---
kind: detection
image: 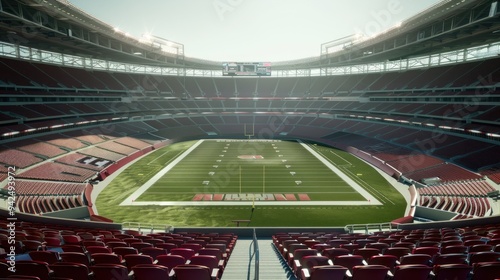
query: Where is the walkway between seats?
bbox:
[222,238,297,280]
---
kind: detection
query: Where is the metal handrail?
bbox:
[344,222,394,234]
[248,228,259,280]
[121,221,174,234]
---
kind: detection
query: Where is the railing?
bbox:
[248,228,260,280]
[0,41,498,77]
[344,222,394,234]
[121,221,174,234]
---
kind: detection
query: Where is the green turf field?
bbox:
[134,140,365,202]
[95,139,407,227]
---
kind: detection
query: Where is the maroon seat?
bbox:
[123,254,153,271]
[353,248,381,261]
[322,248,350,260]
[62,235,82,245]
[169,248,196,261]
[105,241,128,249]
[59,252,92,267]
[471,261,500,280]
[339,243,360,254]
[85,245,112,254]
[412,246,439,257]
[198,248,227,262]
[91,252,122,265]
[468,244,493,253]
[328,239,350,248]
[440,245,468,254]
[82,241,105,247]
[112,246,138,257]
[351,264,389,280]
[156,243,178,252]
[140,247,168,260]
[22,240,45,252]
[332,254,364,272]
[174,264,218,280]
[368,255,398,273]
[290,249,318,268]
[43,237,62,247]
[432,263,472,280]
[129,242,152,251]
[14,261,53,280]
[91,264,129,280]
[468,251,500,265]
[122,238,142,245]
[300,255,332,271]
[354,239,376,247]
[188,255,222,277]
[180,243,203,253]
[300,265,347,280]
[399,254,432,266]
[49,262,92,280]
[61,244,86,253]
[297,256,332,279]
[156,254,186,269]
[432,253,468,266]
[384,247,411,259]
[392,264,432,280]
[132,264,171,280]
[366,242,390,252]
[28,251,60,265]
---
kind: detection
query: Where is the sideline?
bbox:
[299,141,382,205]
[119,140,204,205]
[118,139,383,207]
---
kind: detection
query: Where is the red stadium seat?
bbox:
[91,264,129,280]
[174,264,218,280]
[391,264,432,280]
[131,264,171,280]
[432,264,472,280]
[351,264,389,280]
[300,265,347,280]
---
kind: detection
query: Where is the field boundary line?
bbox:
[299,141,381,204]
[311,145,394,205]
[119,140,204,206]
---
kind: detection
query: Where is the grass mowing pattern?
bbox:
[96,140,407,227]
[136,140,364,202]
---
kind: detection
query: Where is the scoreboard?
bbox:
[222,62,271,76]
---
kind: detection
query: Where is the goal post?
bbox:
[244,123,254,139]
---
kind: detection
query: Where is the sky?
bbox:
[68,0,442,62]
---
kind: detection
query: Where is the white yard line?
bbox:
[119,139,383,207]
[119,140,204,206]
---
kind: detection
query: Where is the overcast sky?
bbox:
[68,0,442,62]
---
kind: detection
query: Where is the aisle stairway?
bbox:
[222,238,297,280]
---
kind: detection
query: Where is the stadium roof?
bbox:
[0,0,498,70]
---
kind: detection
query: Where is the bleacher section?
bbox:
[272,225,500,280]
[417,179,495,219]
[8,181,91,214]
[0,133,162,215]
[0,214,237,279]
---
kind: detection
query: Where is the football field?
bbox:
[120,139,379,206]
[96,139,407,227]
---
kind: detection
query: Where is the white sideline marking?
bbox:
[119,140,204,206]
[298,141,382,205]
[119,139,383,207]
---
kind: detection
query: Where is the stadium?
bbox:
[0,0,499,279]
